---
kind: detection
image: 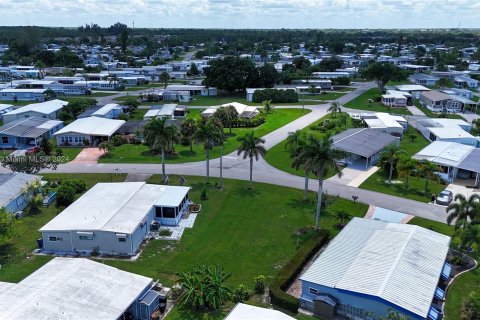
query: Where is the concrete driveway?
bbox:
[70,148,104,164]
[446,179,480,201]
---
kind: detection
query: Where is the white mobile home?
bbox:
[0,89,47,102]
[0,117,63,148]
[0,173,41,214]
[2,99,68,124]
[39,182,190,256]
[53,117,125,146]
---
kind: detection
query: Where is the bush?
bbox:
[200,186,208,200]
[62,179,87,194]
[56,184,76,207]
[462,292,480,320]
[232,284,250,303]
[331,76,351,86]
[254,275,266,294]
[159,228,172,237]
[269,230,329,313]
[252,88,298,103]
[111,135,124,147]
[231,114,266,128]
[450,255,467,266]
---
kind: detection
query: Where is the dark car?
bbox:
[436,190,453,206]
[25,146,40,155]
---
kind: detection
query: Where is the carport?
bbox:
[455,149,480,187]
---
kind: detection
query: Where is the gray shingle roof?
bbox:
[332,128,398,158]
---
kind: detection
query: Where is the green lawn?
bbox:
[344,88,412,115]
[128,108,148,120]
[99,109,309,164]
[57,147,83,162]
[186,95,324,107]
[413,101,465,120]
[0,173,127,283]
[359,126,445,202]
[265,113,356,179]
[301,92,346,101]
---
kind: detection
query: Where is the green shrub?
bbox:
[56,184,76,207]
[232,284,250,302]
[269,230,329,313]
[62,179,87,194]
[112,135,124,147]
[231,114,266,128]
[200,186,208,200]
[159,228,172,237]
[254,275,266,294]
[252,88,298,103]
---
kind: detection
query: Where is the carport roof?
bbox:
[332,128,398,158]
[457,149,480,173]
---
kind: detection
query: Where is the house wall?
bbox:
[3,194,29,213]
[300,281,424,320]
[0,92,45,102]
[0,135,17,148]
[435,136,479,148]
[56,133,91,146]
[3,110,60,124]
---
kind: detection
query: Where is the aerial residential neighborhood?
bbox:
[1,2,480,320]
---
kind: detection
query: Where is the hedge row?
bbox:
[269,229,330,313]
[231,114,266,128]
[252,88,298,103]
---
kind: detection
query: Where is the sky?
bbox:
[1,0,479,29]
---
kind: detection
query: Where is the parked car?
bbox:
[25,146,40,155]
[436,190,453,206]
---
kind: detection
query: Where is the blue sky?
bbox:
[1,0,479,29]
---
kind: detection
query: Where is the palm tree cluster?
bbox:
[176,264,232,311]
[447,194,480,252]
[291,134,346,230]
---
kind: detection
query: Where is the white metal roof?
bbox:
[4,99,68,116]
[53,117,125,137]
[413,141,474,167]
[0,257,152,320]
[225,303,295,320]
[92,103,122,116]
[300,218,450,318]
[0,104,13,112]
[383,90,409,99]
[427,126,475,139]
[166,84,205,91]
[374,112,404,128]
[144,104,177,118]
[39,183,190,234]
[395,84,430,92]
[0,88,46,93]
[0,173,41,208]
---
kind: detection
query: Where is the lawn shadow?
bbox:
[232,185,263,198]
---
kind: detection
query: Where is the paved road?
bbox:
[1,82,448,223]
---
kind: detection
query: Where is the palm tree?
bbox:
[160,72,170,89]
[290,134,312,201]
[195,118,224,183]
[180,118,197,153]
[295,135,346,230]
[397,156,418,189]
[285,130,306,156]
[419,161,439,194]
[328,102,342,118]
[237,131,267,189]
[447,194,480,230]
[334,210,352,227]
[143,117,178,179]
[263,100,274,114]
[437,77,453,90]
[108,74,120,90]
[381,144,406,183]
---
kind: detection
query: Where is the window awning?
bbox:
[76,231,94,236]
[115,233,127,238]
[428,307,440,320]
[441,262,452,280]
[435,287,445,300]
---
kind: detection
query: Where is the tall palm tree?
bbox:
[419,161,439,194]
[295,135,346,230]
[328,102,342,118]
[291,136,313,201]
[447,194,480,230]
[237,131,267,189]
[397,156,418,189]
[108,74,120,90]
[381,144,406,183]
[195,118,224,183]
[285,130,306,156]
[180,118,197,153]
[143,117,178,179]
[160,72,170,89]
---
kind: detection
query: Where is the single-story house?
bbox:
[0,117,63,148]
[450,88,474,99]
[143,104,187,120]
[202,102,259,119]
[331,128,399,167]
[165,85,217,96]
[118,76,146,86]
[2,99,68,124]
[381,90,410,107]
[43,76,85,84]
[53,117,125,146]
[39,182,190,255]
[0,173,41,214]
[413,117,479,147]
[408,73,439,86]
[292,79,333,89]
[413,141,480,183]
[454,76,479,88]
[419,91,462,113]
[395,84,430,99]
[362,112,407,137]
[90,103,124,119]
[300,218,451,320]
[75,80,117,90]
[225,303,295,320]
[400,64,434,73]
[164,90,191,103]
[0,88,47,102]
[0,257,161,320]
[0,104,14,116]
[311,72,350,79]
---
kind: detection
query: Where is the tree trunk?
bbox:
[189,142,193,153]
[315,169,325,231]
[206,148,210,183]
[388,160,394,183]
[161,148,166,179]
[424,178,429,194]
[304,171,309,201]
[249,156,253,188]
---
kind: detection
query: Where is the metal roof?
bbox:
[225,303,295,320]
[53,117,125,137]
[395,84,430,91]
[300,218,451,318]
[92,103,122,117]
[0,173,40,208]
[332,128,399,158]
[0,117,60,138]
[457,148,480,173]
[413,141,474,167]
[39,182,190,234]
[0,257,152,320]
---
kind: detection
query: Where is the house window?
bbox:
[162,207,175,218]
[309,288,319,295]
[155,207,162,218]
[79,235,93,240]
[1,137,8,144]
[49,236,60,242]
[118,237,126,242]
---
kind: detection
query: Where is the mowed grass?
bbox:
[0,173,127,283]
[99,108,309,164]
[57,147,83,163]
[344,88,412,115]
[185,95,324,106]
[265,113,355,180]
[104,175,368,319]
[360,126,446,202]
